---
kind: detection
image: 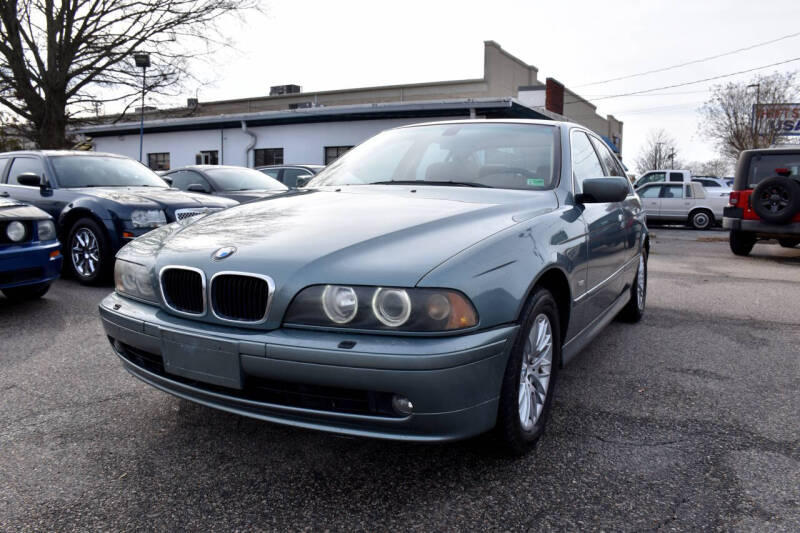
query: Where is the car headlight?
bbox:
[284,285,478,332]
[114,258,158,303]
[37,220,56,241]
[6,221,26,242]
[131,209,167,228]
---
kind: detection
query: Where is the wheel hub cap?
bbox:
[71,228,99,277]
[518,313,553,430]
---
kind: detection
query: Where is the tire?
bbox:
[618,249,647,323]
[751,177,800,225]
[2,282,51,301]
[729,230,756,256]
[67,218,111,285]
[689,210,714,230]
[495,287,561,456]
[778,238,800,248]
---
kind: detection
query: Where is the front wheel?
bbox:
[2,282,51,301]
[495,287,561,456]
[729,230,756,256]
[68,218,111,285]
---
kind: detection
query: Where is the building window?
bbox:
[196,150,219,165]
[147,152,170,171]
[324,146,353,165]
[254,148,283,167]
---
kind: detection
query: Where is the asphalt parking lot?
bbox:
[1,228,798,531]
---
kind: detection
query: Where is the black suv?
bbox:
[0,151,237,284]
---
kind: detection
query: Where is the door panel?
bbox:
[658,184,687,219]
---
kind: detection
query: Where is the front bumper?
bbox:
[99,293,517,442]
[0,240,62,289]
[722,216,800,236]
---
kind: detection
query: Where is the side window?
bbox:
[668,172,683,182]
[0,158,9,181]
[639,185,661,198]
[7,157,46,186]
[589,136,625,177]
[685,184,693,198]
[282,168,312,188]
[167,170,210,192]
[260,168,280,180]
[661,185,683,198]
[570,131,604,191]
[643,172,666,184]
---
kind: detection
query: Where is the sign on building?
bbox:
[753,103,800,136]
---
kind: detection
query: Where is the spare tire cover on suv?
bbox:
[751,176,800,225]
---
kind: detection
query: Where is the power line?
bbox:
[574,30,800,88]
[566,56,800,105]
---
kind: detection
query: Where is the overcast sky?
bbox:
[176,0,800,170]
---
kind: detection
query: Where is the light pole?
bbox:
[748,83,761,144]
[134,53,150,163]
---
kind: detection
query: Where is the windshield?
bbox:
[205,167,288,191]
[747,154,800,188]
[52,155,168,188]
[308,123,559,190]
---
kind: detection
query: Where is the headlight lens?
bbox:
[131,209,167,228]
[284,285,478,332]
[114,259,158,303]
[6,221,26,242]
[37,220,56,241]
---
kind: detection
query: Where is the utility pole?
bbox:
[748,83,761,146]
[668,149,676,168]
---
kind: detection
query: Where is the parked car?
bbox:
[634,169,692,189]
[723,147,800,255]
[0,197,62,300]
[691,176,731,198]
[638,181,726,229]
[256,164,324,188]
[0,151,237,284]
[99,119,648,455]
[162,165,288,203]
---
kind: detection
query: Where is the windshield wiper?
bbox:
[370,180,490,188]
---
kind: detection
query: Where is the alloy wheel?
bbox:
[518,313,554,430]
[71,227,100,278]
[759,186,790,214]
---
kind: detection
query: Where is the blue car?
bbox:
[0,197,62,300]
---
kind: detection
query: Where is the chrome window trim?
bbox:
[209,271,275,325]
[159,265,207,317]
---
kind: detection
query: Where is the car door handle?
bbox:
[0,191,8,197]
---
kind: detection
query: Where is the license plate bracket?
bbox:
[161,330,242,390]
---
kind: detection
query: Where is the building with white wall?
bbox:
[78,42,623,170]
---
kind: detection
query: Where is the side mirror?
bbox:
[576,177,629,204]
[187,183,209,193]
[17,172,43,187]
[295,174,312,188]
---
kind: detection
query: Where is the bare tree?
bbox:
[699,71,799,162]
[633,129,682,173]
[0,0,260,148]
[685,159,733,177]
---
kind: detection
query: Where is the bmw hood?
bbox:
[126,186,557,291]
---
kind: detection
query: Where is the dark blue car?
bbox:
[0,197,62,301]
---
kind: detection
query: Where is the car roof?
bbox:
[393,118,577,130]
[166,165,256,172]
[256,164,323,169]
[740,146,800,156]
[0,149,126,158]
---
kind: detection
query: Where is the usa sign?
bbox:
[753,103,800,136]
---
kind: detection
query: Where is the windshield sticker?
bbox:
[527,178,545,187]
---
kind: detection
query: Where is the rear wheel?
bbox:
[2,282,51,301]
[689,210,713,230]
[778,238,800,248]
[495,287,561,456]
[68,218,111,285]
[729,230,756,256]
[618,249,647,323]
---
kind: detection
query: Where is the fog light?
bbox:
[392,394,414,415]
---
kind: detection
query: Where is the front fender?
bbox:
[417,206,587,330]
[58,199,124,252]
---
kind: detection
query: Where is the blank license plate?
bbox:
[161,330,242,390]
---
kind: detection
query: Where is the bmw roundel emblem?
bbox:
[212,246,236,261]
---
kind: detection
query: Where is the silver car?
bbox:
[638,182,727,229]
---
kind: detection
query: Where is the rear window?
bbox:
[746,154,800,188]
